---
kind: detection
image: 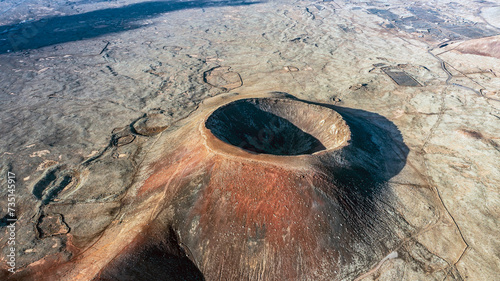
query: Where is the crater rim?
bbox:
[201,97,351,162]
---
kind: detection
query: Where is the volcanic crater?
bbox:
[95,95,409,281]
[204,98,351,156]
[11,94,411,281]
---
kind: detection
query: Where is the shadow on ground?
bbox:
[0,0,262,54]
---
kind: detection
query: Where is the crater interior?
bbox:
[205,98,350,156]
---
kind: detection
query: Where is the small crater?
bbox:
[113,134,135,147]
[32,167,59,200]
[203,66,242,91]
[43,174,74,204]
[132,113,171,136]
[32,167,77,204]
[37,214,70,238]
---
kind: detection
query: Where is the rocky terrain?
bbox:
[0,0,499,280]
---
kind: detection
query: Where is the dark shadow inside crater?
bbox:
[206,100,326,155]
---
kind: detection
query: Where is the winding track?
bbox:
[427,47,484,96]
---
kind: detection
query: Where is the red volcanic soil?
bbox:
[7,95,409,281]
[454,35,500,59]
[130,98,353,280]
[97,97,406,281]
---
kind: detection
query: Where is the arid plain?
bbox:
[0,0,499,280]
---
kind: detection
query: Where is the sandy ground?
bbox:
[0,0,499,280]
